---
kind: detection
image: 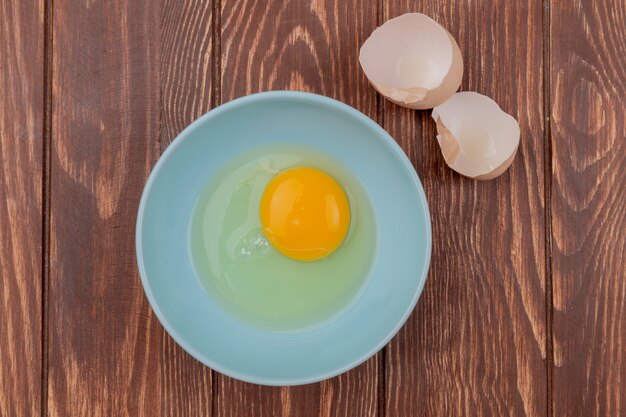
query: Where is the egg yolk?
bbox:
[260,167,351,262]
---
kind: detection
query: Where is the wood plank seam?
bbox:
[211,0,222,109]
[376,1,386,417]
[211,0,222,413]
[542,1,554,417]
[41,0,53,415]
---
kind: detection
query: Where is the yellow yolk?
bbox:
[260,167,351,262]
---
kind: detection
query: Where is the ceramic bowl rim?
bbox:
[135,90,432,385]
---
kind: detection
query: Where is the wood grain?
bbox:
[161,0,214,149]
[382,1,547,416]
[218,0,379,415]
[48,0,213,415]
[550,1,626,416]
[159,1,214,415]
[0,0,44,416]
[12,0,623,414]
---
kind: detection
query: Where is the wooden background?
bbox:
[1,0,624,415]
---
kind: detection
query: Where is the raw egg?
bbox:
[260,167,351,262]
[190,145,378,330]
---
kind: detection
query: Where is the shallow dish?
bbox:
[136,91,431,385]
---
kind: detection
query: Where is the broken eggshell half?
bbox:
[359,13,463,110]
[432,92,520,180]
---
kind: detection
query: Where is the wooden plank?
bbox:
[0,1,44,416]
[158,1,215,415]
[218,0,379,415]
[161,0,215,149]
[48,0,213,415]
[382,2,547,416]
[550,1,626,416]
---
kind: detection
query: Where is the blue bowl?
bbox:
[136,91,431,385]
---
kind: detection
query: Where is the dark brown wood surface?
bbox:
[48,0,212,415]
[550,1,626,416]
[1,0,625,416]
[0,0,44,416]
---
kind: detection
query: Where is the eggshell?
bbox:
[359,13,463,109]
[432,92,520,180]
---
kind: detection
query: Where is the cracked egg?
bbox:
[432,92,520,180]
[359,13,463,109]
